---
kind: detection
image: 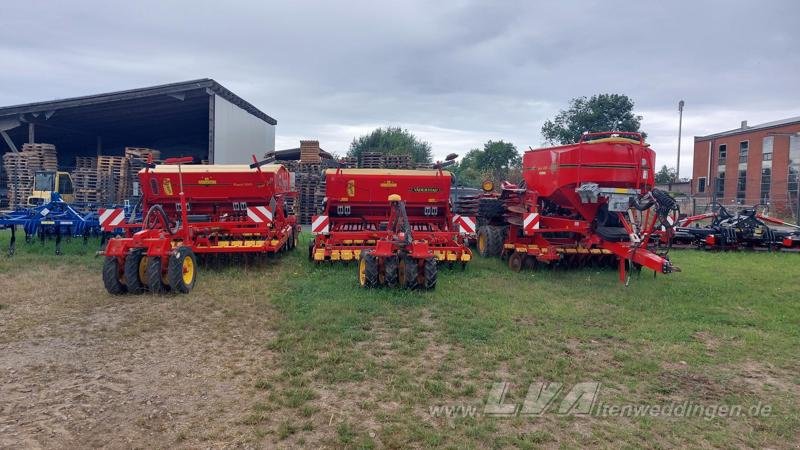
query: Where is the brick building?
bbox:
[692,116,800,218]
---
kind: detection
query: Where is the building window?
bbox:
[737,169,747,201]
[718,144,727,165]
[716,170,725,196]
[760,136,773,204]
[739,141,749,163]
[762,136,773,161]
[697,177,706,193]
[760,168,771,203]
[790,136,800,203]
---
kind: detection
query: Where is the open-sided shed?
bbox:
[0,78,277,167]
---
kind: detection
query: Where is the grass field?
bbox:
[1,231,799,448]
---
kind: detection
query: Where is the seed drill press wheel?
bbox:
[508,251,524,272]
[384,255,399,287]
[124,249,149,294]
[399,255,420,290]
[168,247,198,294]
[102,256,127,295]
[423,257,437,289]
[146,256,170,294]
[358,250,379,288]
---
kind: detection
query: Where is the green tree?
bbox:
[347,127,432,164]
[654,165,677,184]
[541,94,646,145]
[451,140,521,187]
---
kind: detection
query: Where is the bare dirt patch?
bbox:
[0,265,283,448]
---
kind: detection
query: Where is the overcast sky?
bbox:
[2,0,799,177]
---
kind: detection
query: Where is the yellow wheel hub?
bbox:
[182,256,194,285]
[139,256,148,282]
[358,257,367,286]
[478,233,486,253]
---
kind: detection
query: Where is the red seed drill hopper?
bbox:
[310,157,474,289]
[101,157,299,295]
[476,132,679,284]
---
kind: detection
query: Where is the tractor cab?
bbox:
[28,171,75,206]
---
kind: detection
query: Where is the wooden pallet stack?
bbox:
[75,156,97,170]
[296,163,322,224]
[96,156,129,203]
[359,152,384,169]
[21,143,58,170]
[384,154,412,169]
[2,143,58,207]
[314,178,326,216]
[338,157,358,168]
[72,168,114,205]
[2,153,30,208]
[300,140,321,163]
[0,160,6,208]
[123,147,161,198]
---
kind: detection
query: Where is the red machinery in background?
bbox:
[477,132,679,284]
[101,157,299,295]
[310,159,474,289]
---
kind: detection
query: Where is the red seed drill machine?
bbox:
[310,155,475,289]
[476,132,680,284]
[101,156,299,295]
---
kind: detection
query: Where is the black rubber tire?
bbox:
[384,255,399,288]
[124,249,147,294]
[359,250,380,288]
[308,240,315,261]
[523,255,538,270]
[478,197,504,221]
[103,256,127,295]
[423,257,437,290]
[146,256,169,294]
[508,252,524,272]
[168,247,197,294]
[400,255,420,290]
[486,226,505,257]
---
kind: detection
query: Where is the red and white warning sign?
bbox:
[246,206,273,224]
[452,214,476,234]
[523,212,540,235]
[311,215,330,234]
[99,208,126,231]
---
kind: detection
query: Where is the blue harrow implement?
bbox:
[0,193,102,255]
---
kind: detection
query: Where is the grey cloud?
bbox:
[1,0,798,175]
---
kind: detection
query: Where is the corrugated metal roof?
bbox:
[695,116,800,141]
[0,78,276,125]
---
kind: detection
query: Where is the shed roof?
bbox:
[0,78,276,125]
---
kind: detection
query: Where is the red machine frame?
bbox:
[310,167,474,266]
[480,132,679,284]
[102,156,299,295]
[309,166,474,289]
